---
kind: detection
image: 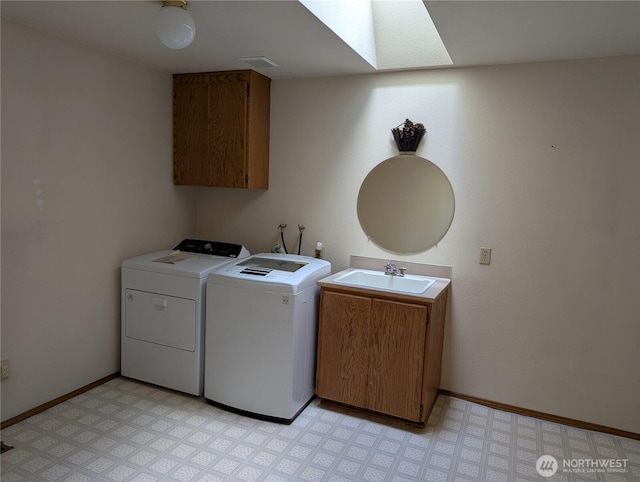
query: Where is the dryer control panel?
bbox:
[174,239,245,258]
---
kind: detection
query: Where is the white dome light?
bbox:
[156,1,196,50]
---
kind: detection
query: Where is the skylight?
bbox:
[299,0,452,71]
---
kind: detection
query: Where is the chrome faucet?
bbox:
[384,263,407,277]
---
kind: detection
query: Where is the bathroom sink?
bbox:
[333,269,436,294]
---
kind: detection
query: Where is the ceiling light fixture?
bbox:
[156,0,196,50]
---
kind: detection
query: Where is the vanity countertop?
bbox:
[318,268,450,304]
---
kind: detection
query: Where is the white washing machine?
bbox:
[121,239,249,395]
[205,253,331,423]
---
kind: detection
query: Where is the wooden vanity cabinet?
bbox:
[316,286,448,425]
[173,70,270,188]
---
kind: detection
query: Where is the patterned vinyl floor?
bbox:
[1,377,638,481]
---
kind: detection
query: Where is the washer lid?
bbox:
[208,253,331,292]
[237,257,308,275]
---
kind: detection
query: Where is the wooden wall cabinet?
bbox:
[173,70,270,189]
[316,285,449,426]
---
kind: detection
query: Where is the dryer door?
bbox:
[125,289,196,351]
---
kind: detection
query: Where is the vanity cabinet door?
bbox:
[316,291,371,409]
[368,299,428,422]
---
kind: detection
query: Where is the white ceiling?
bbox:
[2,1,639,80]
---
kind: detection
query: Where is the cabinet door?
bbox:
[368,299,427,421]
[208,80,248,188]
[316,291,371,408]
[174,83,210,185]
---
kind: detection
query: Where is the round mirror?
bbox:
[357,154,455,254]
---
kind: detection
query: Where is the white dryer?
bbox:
[205,253,331,423]
[121,239,249,395]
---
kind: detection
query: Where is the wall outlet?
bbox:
[1,359,9,380]
[480,247,492,265]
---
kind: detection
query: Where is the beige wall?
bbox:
[1,20,196,421]
[196,57,640,433]
[2,18,638,434]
